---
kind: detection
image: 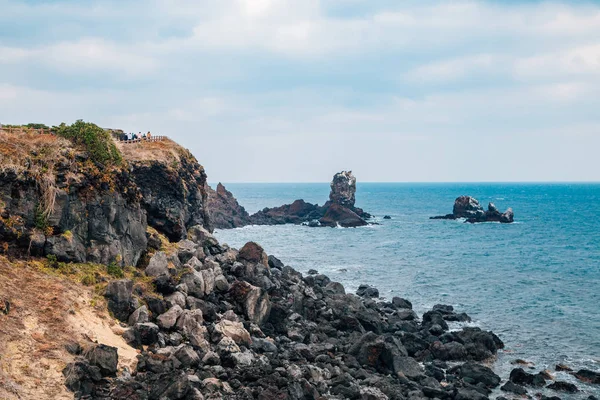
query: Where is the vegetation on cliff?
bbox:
[55,120,122,165]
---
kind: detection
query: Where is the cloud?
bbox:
[0,0,599,182]
[0,39,157,77]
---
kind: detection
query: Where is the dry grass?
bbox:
[0,256,138,400]
[116,138,192,166]
[0,131,75,224]
[0,131,72,172]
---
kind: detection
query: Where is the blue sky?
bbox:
[1,0,599,182]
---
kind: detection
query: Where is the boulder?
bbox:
[319,203,368,228]
[128,305,149,325]
[268,255,285,270]
[547,381,579,393]
[157,305,184,330]
[215,319,252,345]
[356,284,379,298]
[173,345,200,368]
[392,297,413,309]
[238,241,268,266]
[146,251,169,277]
[84,344,118,377]
[133,322,160,346]
[105,279,135,322]
[501,381,528,395]
[509,368,546,387]
[451,362,501,388]
[575,369,600,384]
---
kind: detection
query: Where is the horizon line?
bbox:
[209,180,600,185]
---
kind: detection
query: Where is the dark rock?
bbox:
[129,156,211,241]
[392,297,413,309]
[422,311,449,331]
[431,196,514,223]
[134,322,160,346]
[383,215,392,219]
[509,368,546,387]
[356,284,380,298]
[238,241,268,265]
[555,364,573,372]
[575,369,600,384]
[319,203,368,228]
[63,361,102,396]
[501,381,528,395]
[105,279,135,321]
[207,183,252,229]
[547,381,579,393]
[84,344,118,376]
[268,255,285,270]
[244,171,371,228]
[451,362,501,388]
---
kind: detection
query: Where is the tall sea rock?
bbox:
[207,183,252,229]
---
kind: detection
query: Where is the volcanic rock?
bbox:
[431,196,514,223]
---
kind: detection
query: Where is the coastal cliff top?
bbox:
[116,137,201,169]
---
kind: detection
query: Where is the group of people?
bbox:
[120,131,152,142]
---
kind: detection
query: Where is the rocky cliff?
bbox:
[0,127,212,266]
[207,183,251,229]
[119,139,212,240]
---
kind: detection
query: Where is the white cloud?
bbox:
[1,0,599,181]
[515,44,600,79]
[0,39,157,77]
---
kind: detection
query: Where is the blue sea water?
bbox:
[214,183,600,397]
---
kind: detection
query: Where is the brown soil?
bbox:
[0,257,137,400]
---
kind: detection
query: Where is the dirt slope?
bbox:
[0,257,137,400]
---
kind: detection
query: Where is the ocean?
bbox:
[214,183,600,397]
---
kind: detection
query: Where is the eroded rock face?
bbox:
[431,196,515,223]
[0,169,147,266]
[329,170,357,208]
[129,156,211,241]
[207,183,252,229]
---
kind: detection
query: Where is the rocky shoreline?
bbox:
[2,128,598,400]
[63,226,600,399]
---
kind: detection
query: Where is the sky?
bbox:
[1,0,599,182]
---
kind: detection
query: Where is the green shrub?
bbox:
[47,254,59,269]
[106,262,124,278]
[34,205,48,230]
[81,273,96,286]
[25,123,50,129]
[55,120,122,165]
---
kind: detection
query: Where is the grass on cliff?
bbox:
[0,121,127,233]
[117,137,199,170]
[55,120,122,166]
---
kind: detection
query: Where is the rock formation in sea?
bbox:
[431,195,514,223]
[249,171,371,228]
[208,171,371,229]
[207,183,252,229]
